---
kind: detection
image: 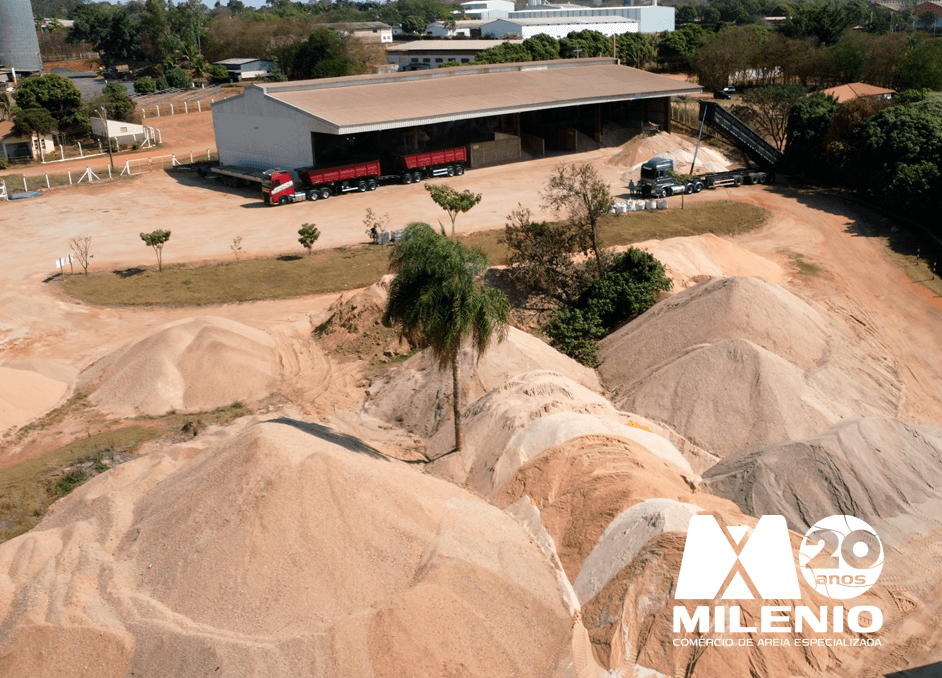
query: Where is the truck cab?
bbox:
[638,157,690,198]
[263,169,297,205]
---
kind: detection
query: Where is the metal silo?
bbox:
[0,0,44,74]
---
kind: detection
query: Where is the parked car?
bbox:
[713,90,732,99]
[723,86,736,94]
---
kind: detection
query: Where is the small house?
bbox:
[0,121,55,162]
[214,59,274,82]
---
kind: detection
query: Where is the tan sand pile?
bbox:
[614,233,784,293]
[2,357,78,385]
[0,418,574,678]
[703,416,942,545]
[313,276,409,360]
[77,316,280,416]
[607,131,733,175]
[365,326,600,438]
[599,277,902,457]
[0,365,70,430]
[425,371,700,497]
[493,434,735,583]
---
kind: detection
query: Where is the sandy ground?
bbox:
[1,121,941,440]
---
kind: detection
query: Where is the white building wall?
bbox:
[626,6,675,33]
[91,117,148,144]
[483,19,639,38]
[212,88,326,170]
[506,5,674,33]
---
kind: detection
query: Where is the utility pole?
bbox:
[99,106,114,170]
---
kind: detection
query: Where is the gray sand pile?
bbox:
[0,419,573,678]
[599,277,902,457]
[703,416,942,544]
[616,233,784,293]
[77,316,280,416]
[425,370,697,498]
[365,327,600,438]
[0,359,75,430]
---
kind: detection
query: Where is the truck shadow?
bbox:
[164,168,266,206]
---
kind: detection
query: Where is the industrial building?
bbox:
[0,0,44,78]
[386,40,524,71]
[212,58,700,172]
[507,4,675,33]
[460,0,515,19]
[482,16,640,39]
[215,59,274,82]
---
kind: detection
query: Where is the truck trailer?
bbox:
[637,156,771,199]
[204,147,469,206]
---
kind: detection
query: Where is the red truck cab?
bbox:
[263,169,296,205]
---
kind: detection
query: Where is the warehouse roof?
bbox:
[386,39,523,52]
[487,15,638,24]
[249,58,700,134]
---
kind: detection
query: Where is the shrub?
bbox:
[164,67,193,90]
[155,76,169,91]
[544,308,605,367]
[133,76,156,94]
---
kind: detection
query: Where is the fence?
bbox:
[1,150,218,199]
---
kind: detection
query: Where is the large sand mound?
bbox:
[607,131,734,175]
[618,233,784,293]
[703,416,942,544]
[599,277,902,457]
[365,326,601,438]
[77,316,280,416]
[426,371,700,497]
[0,418,573,677]
[0,365,70,430]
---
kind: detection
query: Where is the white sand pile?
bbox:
[0,418,573,677]
[614,233,784,293]
[599,277,902,457]
[607,132,734,175]
[572,498,702,605]
[2,357,78,385]
[77,316,280,416]
[365,326,600,438]
[425,370,699,498]
[703,416,942,545]
[0,364,70,430]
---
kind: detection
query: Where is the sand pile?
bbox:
[0,418,574,677]
[425,370,702,497]
[314,276,409,360]
[365,327,600,438]
[599,277,902,457]
[77,316,280,416]
[703,416,942,545]
[615,233,784,293]
[0,359,76,430]
[607,131,733,175]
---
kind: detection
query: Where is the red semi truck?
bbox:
[260,146,468,206]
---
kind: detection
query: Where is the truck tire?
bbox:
[307,190,318,201]
[413,171,423,183]
[657,188,667,199]
[320,187,331,200]
[278,196,288,206]
[455,165,464,175]
[368,179,378,191]
[447,166,455,177]
[694,182,704,193]
[402,173,413,184]
[734,176,743,187]
[685,183,694,195]
[357,181,367,192]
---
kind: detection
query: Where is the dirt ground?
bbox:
[2,119,942,449]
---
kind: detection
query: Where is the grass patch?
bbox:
[60,201,769,308]
[792,254,822,276]
[0,426,161,543]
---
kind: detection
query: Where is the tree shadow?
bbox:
[267,417,390,462]
[113,267,146,278]
[277,254,302,262]
[885,662,942,677]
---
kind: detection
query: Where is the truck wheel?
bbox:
[320,187,331,200]
[402,173,413,184]
[278,196,288,206]
[685,183,694,195]
[307,190,318,201]
[657,188,667,199]
[357,181,367,192]
[368,180,378,191]
[413,171,423,183]
[455,165,464,175]
[734,176,743,187]
[447,166,455,177]
[694,182,704,193]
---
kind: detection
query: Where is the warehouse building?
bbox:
[386,40,524,70]
[507,4,675,33]
[482,16,640,39]
[211,58,700,172]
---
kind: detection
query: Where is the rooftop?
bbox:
[386,40,524,52]
[819,82,896,103]
[486,15,639,24]
[242,58,700,134]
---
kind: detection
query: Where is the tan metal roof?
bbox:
[260,59,701,134]
[819,82,895,103]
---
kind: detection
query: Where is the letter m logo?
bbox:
[675,515,801,600]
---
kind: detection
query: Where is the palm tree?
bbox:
[384,223,510,454]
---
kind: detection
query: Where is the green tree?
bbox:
[676,3,700,23]
[896,39,942,92]
[383,223,510,453]
[91,83,138,123]
[298,223,321,255]
[742,84,807,150]
[560,30,611,59]
[13,74,84,130]
[471,42,532,64]
[164,67,193,89]
[617,33,657,69]
[140,230,171,272]
[425,185,482,239]
[13,108,58,136]
[523,33,560,61]
[401,15,427,34]
[783,0,859,45]
[784,91,840,177]
[542,163,613,277]
[134,76,157,94]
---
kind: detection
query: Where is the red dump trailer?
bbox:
[257,146,468,206]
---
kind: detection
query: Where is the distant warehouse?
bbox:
[211,58,700,172]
